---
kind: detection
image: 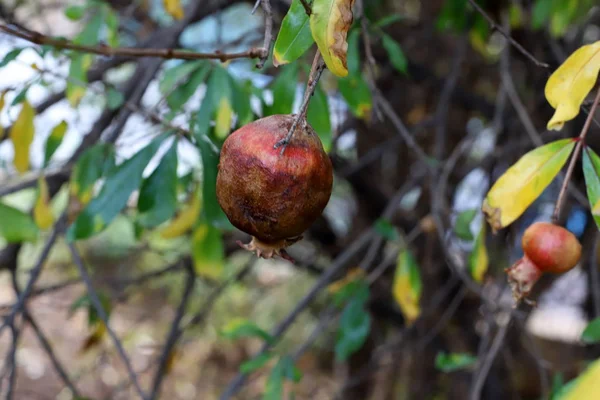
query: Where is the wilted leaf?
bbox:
[558,357,600,400]
[482,139,575,232]
[582,148,600,231]
[191,224,224,279]
[137,142,178,228]
[221,319,274,343]
[9,100,35,174]
[240,352,275,374]
[159,186,201,238]
[310,0,355,77]
[381,33,408,75]
[435,352,477,372]
[335,296,371,361]
[79,323,106,353]
[468,222,488,283]
[0,202,39,242]
[306,82,332,151]
[273,0,315,66]
[545,40,600,130]
[581,317,600,344]
[34,177,55,230]
[163,0,184,20]
[454,209,477,241]
[44,120,67,167]
[393,249,422,324]
[67,136,165,240]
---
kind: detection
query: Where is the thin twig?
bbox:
[219,230,374,399]
[466,0,549,68]
[0,23,267,62]
[299,0,312,15]
[148,260,196,400]
[470,314,513,400]
[255,0,273,69]
[5,324,20,400]
[274,52,325,155]
[553,86,600,223]
[68,243,148,400]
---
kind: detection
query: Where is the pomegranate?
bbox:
[506,222,581,304]
[216,114,333,261]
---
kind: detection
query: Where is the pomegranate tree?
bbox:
[506,222,581,303]
[216,114,333,261]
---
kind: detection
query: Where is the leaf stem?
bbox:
[274,51,325,155]
[552,86,600,223]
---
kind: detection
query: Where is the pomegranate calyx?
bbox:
[236,236,302,263]
[505,255,543,306]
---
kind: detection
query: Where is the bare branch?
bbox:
[68,242,148,400]
[255,0,273,69]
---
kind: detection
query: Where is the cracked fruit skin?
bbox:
[506,222,581,304]
[216,114,333,261]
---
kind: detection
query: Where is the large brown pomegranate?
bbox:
[216,114,333,261]
[506,222,581,304]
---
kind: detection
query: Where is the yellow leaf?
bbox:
[9,101,35,174]
[545,40,600,131]
[327,268,365,293]
[163,0,184,20]
[0,91,6,138]
[468,222,488,283]
[593,198,600,216]
[215,97,233,139]
[192,224,224,280]
[34,177,55,230]
[482,139,575,232]
[392,250,421,325]
[159,188,201,239]
[562,358,600,400]
[310,0,355,77]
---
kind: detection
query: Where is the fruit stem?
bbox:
[552,85,600,224]
[274,52,326,155]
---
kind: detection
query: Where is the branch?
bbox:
[466,0,549,68]
[148,259,196,400]
[274,52,326,154]
[553,85,600,223]
[0,23,268,62]
[255,0,273,69]
[68,242,148,400]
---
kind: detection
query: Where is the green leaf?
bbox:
[436,0,468,32]
[191,224,225,280]
[345,29,361,76]
[104,6,120,47]
[582,148,600,231]
[240,352,275,374]
[532,0,553,29]
[338,74,372,120]
[265,63,298,116]
[70,143,115,205]
[306,82,332,152]
[69,291,112,326]
[221,319,274,344]
[374,14,404,28]
[374,218,400,241]
[263,358,285,400]
[74,11,104,46]
[581,317,600,344]
[106,88,124,110]
[166,62,210,110]
[0,202,39,242]
[65,5,86,21]
[393,249,422,324]
[228,76,254,127]
[0,48,25,68]
[160,61,206,94]
[468,222,488,283]
[335,296,371,362]
[273,0,315,66]
[67,135,166,240]
[10,85,30,106]
[454,209,477,241]
[381,33,408,75]
[281,355,303,383]
[137,141,178,228]
[67,53,92,107]
[44,120,68,167]
[332,278,370,308]
[435,352,477,372]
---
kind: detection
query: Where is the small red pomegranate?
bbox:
[216,114,333,261]
[506,222,581,304]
